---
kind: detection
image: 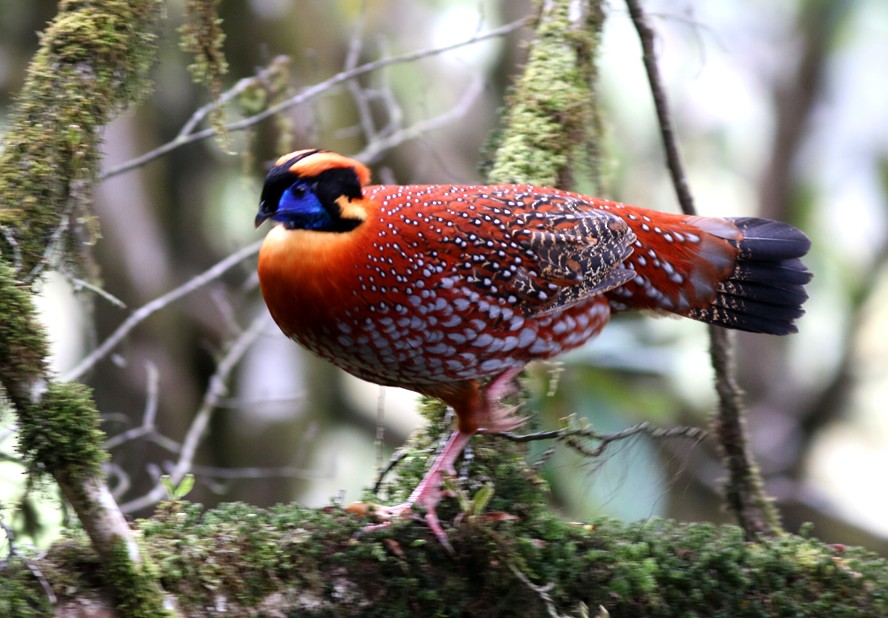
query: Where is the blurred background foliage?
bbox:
[1,0,887,556]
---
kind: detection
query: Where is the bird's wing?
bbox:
[441,189,637,316]
[507,206,637,314]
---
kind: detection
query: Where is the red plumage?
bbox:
[255,149,812,546]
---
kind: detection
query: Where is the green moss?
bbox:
[0,562,54,618]
[102,538,169,617]
[0,262,48,395]
[136,504,888,616]
[17,382,107,480]
[3,488,888,616]
[487,0,605,189]
[179,0,229,141]
[180,0,228,91]
[0,0,161,276]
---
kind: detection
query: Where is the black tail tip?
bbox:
[694,217,812,335]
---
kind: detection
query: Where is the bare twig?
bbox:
[504,557,563,618]
[25,211,71,284]
[70,277,127,309]
[354,75,485,164]
[369,421,706,493]
[0,225,22,275]
[106,461,131,500]
[188,463,327,481]
[120,313,268,513]
[624,1,694,214]
[373,447,410,493]
[374,387,387,479]
[103,362,160,450]
[62,240,262,382]
[100,17,530,181]
[0,512,57,605]
[179,55,291,141]
[496,421,707,457]
[343,3,379,144]
[625,0,779,538]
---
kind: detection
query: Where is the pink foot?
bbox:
[347,429,474,552]
[359,500,453,552]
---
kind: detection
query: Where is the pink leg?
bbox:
[354,366,527,549]
[364,428,474,551]
[476,365,526,433]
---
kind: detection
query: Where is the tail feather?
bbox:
[715,279,805,309]
[607,211,812,335]
[685,217,812,335]
[731,217,812,261]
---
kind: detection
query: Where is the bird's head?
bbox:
[255,149,372,232]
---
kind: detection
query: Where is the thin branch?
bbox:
[188,463,327,481]
[1,511,57,605]
[624,0,695,215]
[343,2,379,143]
[370,421,707,493]
[103,362,159,450]
[62,239,262,382]
[373,447,410,493]
[70,277,127,309]
[0,225,22,275]
[25,211,71,283]
[625,0,779,538]
[495,422,708,460]
[354,75,485,164]
[100,17,530,181]
[120,313,268,513]
[178,55,291,141]
[494,422,707,443]
[372,409,457,492]
[501,550,564,618]
[374,387,387,480]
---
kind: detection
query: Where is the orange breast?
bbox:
[257,223,370,339]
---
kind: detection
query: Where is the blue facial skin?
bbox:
[273,181,334,230]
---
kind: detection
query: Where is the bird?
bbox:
[255,148,812,546]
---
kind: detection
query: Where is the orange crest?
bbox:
[274,149,371,187]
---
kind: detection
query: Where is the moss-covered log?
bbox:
[5,399,886,615]
[2,445,886,617]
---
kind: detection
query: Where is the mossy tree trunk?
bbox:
[0,1,168,615]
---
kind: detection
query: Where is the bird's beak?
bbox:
[255,201,271,228]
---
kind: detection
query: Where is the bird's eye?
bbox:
[290,184,308,198]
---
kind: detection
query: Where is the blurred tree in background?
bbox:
[1,0,887,561]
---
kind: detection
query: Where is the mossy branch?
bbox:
[2,452,887,616]
[0,0,160,277]
[179,0,229,144]
[487,0,604,190]
[1,405,886,615]
[0,1,168,615]
[3,402,887,616]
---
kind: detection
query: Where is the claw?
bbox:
[345,429,475,553]
[347,499,455,553]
